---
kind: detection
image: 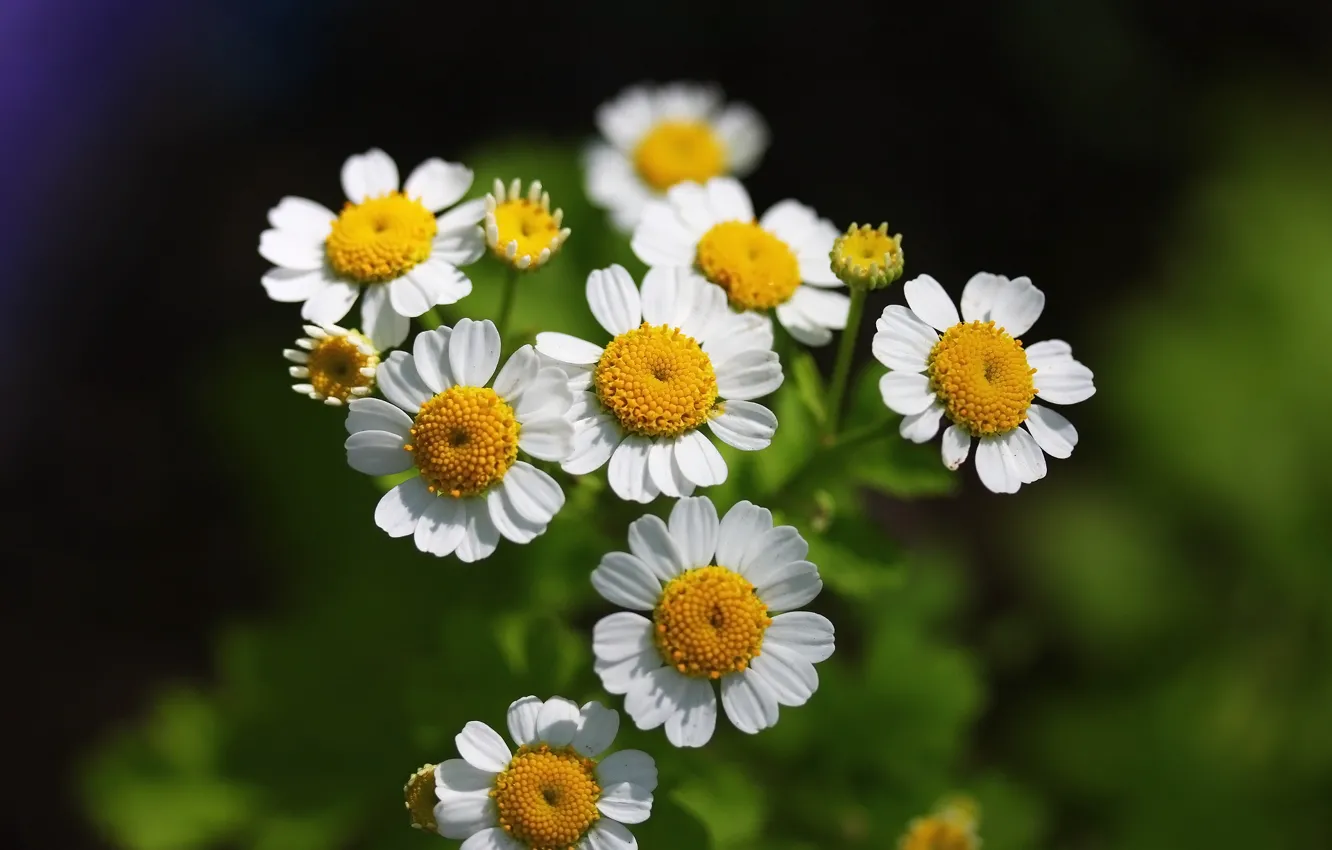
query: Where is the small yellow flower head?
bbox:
[830,222,904,290]
[403,763,438,831]
[284,323,379,406]
[898,795,981,850]
[485,178,571,271]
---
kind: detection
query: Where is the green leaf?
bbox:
[789,349,827,425]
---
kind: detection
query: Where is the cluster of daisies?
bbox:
[259,82,1095,849]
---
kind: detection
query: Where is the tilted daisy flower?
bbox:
[591,496,835,747]
[283,323,378,405]
[484,178,571,271]
[260,148,485,349]
[535,265,781,503]
[584,82,768,232]
[631,176,849,346]
[429,695,657,850]
[344,318,574,561]
[873,273,1096,494]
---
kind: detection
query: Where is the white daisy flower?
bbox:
[484,178,571,271]
[631,176,849,346]
[283,323,378,405]
[344,318,575,561]
[585,82,768,232]
[534,265,782,503]
[873,273,1096,494]
[259,148,486,350]
[432,695,657,850]
[591,496,835,747]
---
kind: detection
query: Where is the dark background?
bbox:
[6,1,1331,847]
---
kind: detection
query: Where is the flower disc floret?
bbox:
[695,220,801,310]
[325,191,437,283]
[928,320,1036,437]
[653,565,772,679]
[406,386,519,497]
[593,322,718,438]
[492,744,601,849]
[633,120,727,191]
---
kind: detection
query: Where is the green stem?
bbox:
[417,308,444,332]
[823,286,868,437]
[495,266,521,340]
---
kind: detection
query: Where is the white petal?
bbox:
[1025,404,1078,458]
[516,416,574,462]
[639,266,702,328]
[627,514,688,581]
[647,439,688,499]
[534,696,581,747]
[623,666,689,732]
[671,430,727,488]
[903,274,960,331]
[596,86,656,151]
[587,265,643,337]
[703,311,775,368]
[662,677,717,748]
[719,669,779,734]
[775,302,833,347]
[704,176,754,222]
[879,371,936,415]
[432,229,486,269]
[562,416,621,475]
[492,345,538,400]
[765,611,836,663]
[584,819,638,850]
[667,495,719,568]
[573,701,620,757]
[960,271,1006,322]
[707,401,776,451]
[460,826,524,850]
[1006,426,1048,484]
[592,612,655,663]
[436,757,498,791]
[412,326,453,394]
[754,560,822,611]
[341,148,399,202]
[716,349,783,400]
[393,257,467,317]
[345,397,412,438]
[608,436,657,503]
[455,499,502,562]
[597,782,654,824]
[941,425,972,470]
[377,350,435,413]
[404,158,472,212]
[258,228,323,270]
[506,696,542,747]
[345,429,412,475]
[737,525,808,576]
[591,552,661,610]
[433,790,495,840]
[749,642,817,707]
[514,370,574,421]
[448,318,501,387]
[787,286,850,329]
[261,266,325,302]
[631,200,702,268]
[455,721,511,773]
[975,437,1021,494]
[266,196,335,240]
[300,279,359,325]
[872,305,939,372]
[360,283,409,350]
[663,182,721,234]
[374,477,431,538]
[715,102,768,174]
[535,332,604,366]
[413,497,467,556]
[1028,340,1096,405]
[715,501,773,568]
[899,402,944,443]
[596,749,658,792]
[501,462,564,524]
[757,199,818,246]
[437,197,488,233]
[486,486,544,545]
[990,275,1045,337]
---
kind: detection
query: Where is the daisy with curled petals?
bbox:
[344,318,574,561]
[259,148,485,350]
[873,273,1096,494]
[535,264,782,503]
[585,82,768,232]
[631,176,849,346]
[430,695,656,850]
[591,496,835,747]
[284,323,378,405]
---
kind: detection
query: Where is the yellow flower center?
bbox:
[696,221,801,311]
[404,387,519,498]
[492,744,601,850]
[633,120,727,192]
[927,320,1037,438]
[653,565,772,679]
[325,192,436,283]
[899,818,978,850]
[593,323,718,438]
[830,222,904,287]
[307,332,378,402]
[402,763,438,831]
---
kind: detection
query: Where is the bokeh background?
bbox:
[6,0,1332,848]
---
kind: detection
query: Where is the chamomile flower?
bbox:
[430,695,657,850]
[484,179,571,271]
[591,496,835,747]
[873,273,1096,494]
[585,82,768,232]
[535,265,781,503]
[344,319,574,561]
[899,797,982,850]
[631,176,849,346]
[259,148,485,349]
[283,323,378,405]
